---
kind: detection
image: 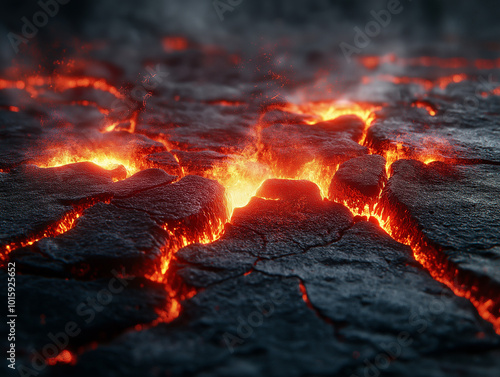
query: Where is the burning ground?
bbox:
[1,1,500,376]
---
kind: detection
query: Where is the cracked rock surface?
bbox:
[1,1,500,376]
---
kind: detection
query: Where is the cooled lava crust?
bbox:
[1,1,500,376]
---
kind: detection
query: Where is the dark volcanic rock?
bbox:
[138,99,256,154]
[0,163,114,250]
[112,175,228,241]
[10,202,169,278]
[379,159,500,325]
[329,154,387,212]
[1,8,500,377]
[144,151,182,176]
[260,116,367,176]
[0,270,167,369]
[48,221,500,377]
[229,195,353,259]
[111,168,176,198]
[99,131,166,156]
[7,170,226,278]
[365,97,500,164]
[0,110,43,169]
[0,165,175,254]
[311,114,366,141]
[171,149,229,175]
[173,188,353,287]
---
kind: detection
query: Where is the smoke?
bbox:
[1,0,499,73]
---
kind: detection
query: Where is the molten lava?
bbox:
[0,202,99,261]
[46,350,77,366]
[0,75,123,99]
[282,100,377,126]
[36,151,140,180]
[2,53,499,346]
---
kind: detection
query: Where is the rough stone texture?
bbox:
[379,159,500,322]
[174,182,353,286]
[112,175,228,241]
[0,163,114,250]
[1,1,500,376]
[171,149,229,175]
[144,151,182,176]
[110,168,176,198]
[0,165,176,253]
[45,221,500,377]
[329,154,387,212]
[0,110,43,169]
[0,270,167,370]
[5,170,227,278]
[9,202,169,278]
[365,96,500,165]
[259,116,368,177]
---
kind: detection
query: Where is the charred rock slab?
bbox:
[10,202,169,278]
[379,159,500,326]
[0,270,167,371]
[260,115,367,176]
[112,175,228,242]
[50,219,500,377]
[0,163,114,251]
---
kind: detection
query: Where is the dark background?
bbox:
[1,0,500,70]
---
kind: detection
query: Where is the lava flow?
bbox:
[1,56,499,362]
[36,150,141,180]
[12,93,499,334]
[194,98,500,335]
[0,199,107,260]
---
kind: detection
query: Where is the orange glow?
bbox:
[46,350,77,366]
[201,101,377,214]
[1,199,108,261]
[412,101,436,116]
[373,203,500,335]
[147,218,226,284]
[2,57,497,337]
[283,100,378,126]
[404,56,469,69]
[35,150,141,179]
[0,75,123,99]
[423,157,437,164]
[474,59,497,70]
[359,55,473,69]
[145,285,198,327]
[379,142,450,176]
[359,56,380,70]
[71,100,110,115]
[102,121,120,133]
[204,153,339,215]
[162,36,189,52]
[206,100,246,106]
[337,167,500,335]
[205,154,271,212]
[436,73,467,89]
[299,281,314,310]
[363,74,467,91]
